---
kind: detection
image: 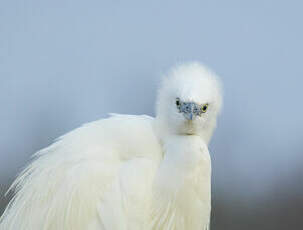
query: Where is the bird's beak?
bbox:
[182,103,197,121]
[183,111,195,121]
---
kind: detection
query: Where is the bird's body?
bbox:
[0,62,222,230]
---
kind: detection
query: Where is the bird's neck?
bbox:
[148,135,211,230]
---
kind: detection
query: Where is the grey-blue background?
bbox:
[1,0,303,229]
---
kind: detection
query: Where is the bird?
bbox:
[0,62,222,230]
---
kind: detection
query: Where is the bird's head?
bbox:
[155,62,222,143]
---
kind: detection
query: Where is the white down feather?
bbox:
[0,62,222,230]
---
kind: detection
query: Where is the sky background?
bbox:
[1,0,303,229]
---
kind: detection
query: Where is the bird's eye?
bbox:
[201,103,209,113]
[176,98,180,107]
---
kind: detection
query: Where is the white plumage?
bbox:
[0,62,222,230]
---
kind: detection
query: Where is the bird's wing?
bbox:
[0,114,163,230]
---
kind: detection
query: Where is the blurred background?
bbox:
[1,0,303,229]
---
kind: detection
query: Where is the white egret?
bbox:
[0,62,222,230]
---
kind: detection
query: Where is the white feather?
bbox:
[0,62,222,230]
